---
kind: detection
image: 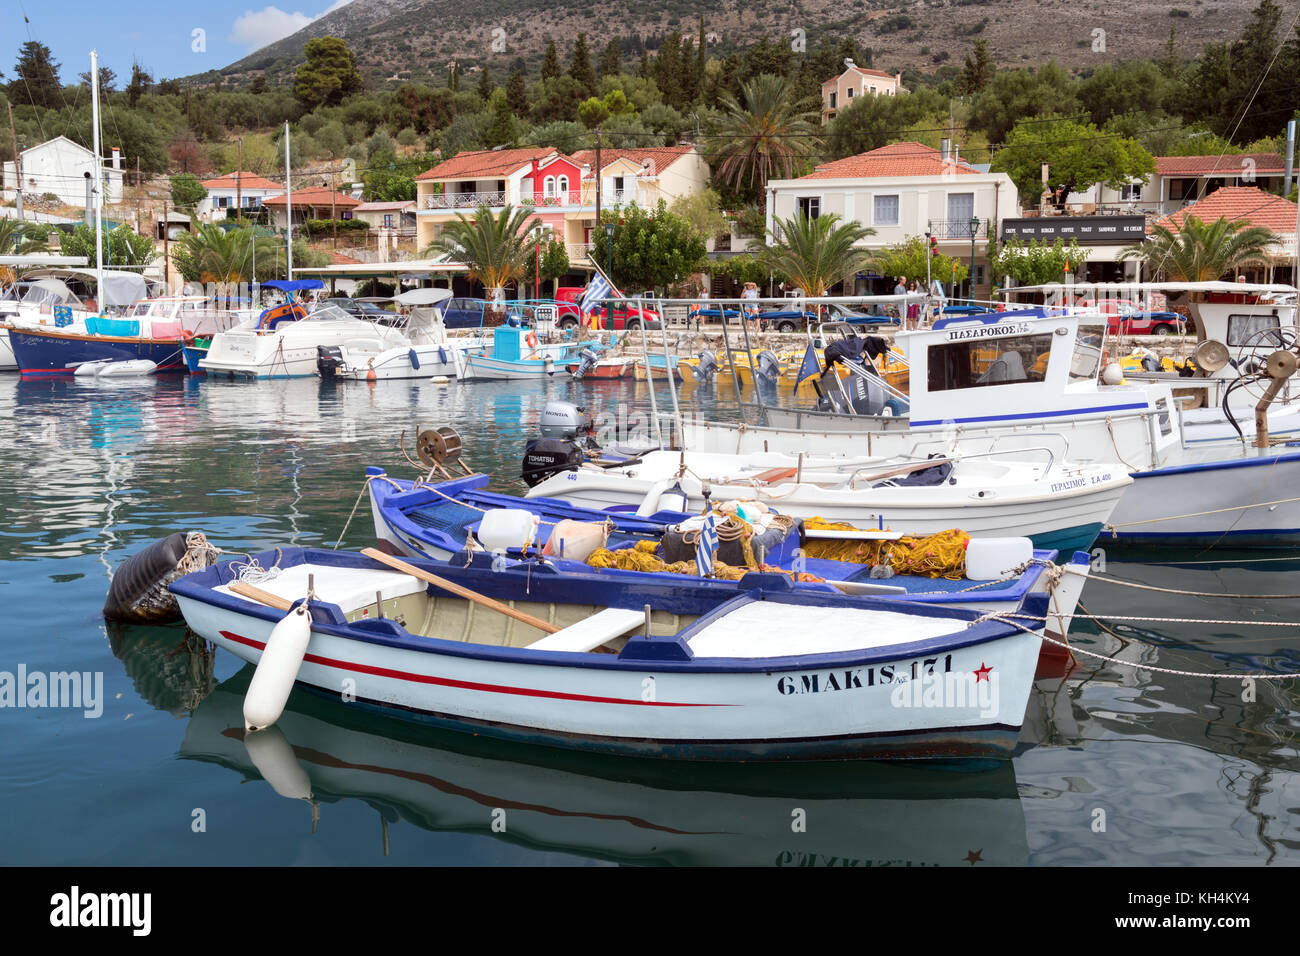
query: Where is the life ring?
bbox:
[526,331,538,348]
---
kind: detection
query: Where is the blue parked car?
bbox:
[441,297,490,329]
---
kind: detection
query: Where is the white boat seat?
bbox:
[527,607,645,652]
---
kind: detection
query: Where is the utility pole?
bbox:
[163,197,170,290]
[331,170,337,250]
[7,101,22,222]
[135,156,141,235]
[237,137,243,225]
[594,127,602,253]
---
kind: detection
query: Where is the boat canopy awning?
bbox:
[292,256,467,279]
[395,287,454,306]
[1001,280,1298,296]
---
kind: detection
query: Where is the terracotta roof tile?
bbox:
[261,187,360,207]
[798,141,978,179]
[200,171,285,191]
[414,147,557,181]
[1155,153,1286,176]
[1153,186,1297,234]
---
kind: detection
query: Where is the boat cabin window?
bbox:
[927,332,1054,392]
[1226,312,1282,348]
[1069,325,1105,383]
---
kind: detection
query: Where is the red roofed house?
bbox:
[196,171,285,222]
[414,148,594,284]
[1062,153,1288,220]
[1150,186,1297,282]
[821,60,907,124]
[766,142,1020,295]
[261,187,362,231]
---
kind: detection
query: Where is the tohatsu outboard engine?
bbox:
[522,401,596,486]
[570,347,600,379]
[316,344,345,379]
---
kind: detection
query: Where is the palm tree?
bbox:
[752,213,875,296]
[0,219,50,288]
[173,223,283,299]
[705,74,821,211]
[1120,215,1278,282]
[422,204,540,303]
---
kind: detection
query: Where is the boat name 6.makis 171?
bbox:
[777,654,954,695]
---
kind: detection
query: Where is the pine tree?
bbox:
[959,38,992,94]
[637,51,651,79]
[694,17,707,101]
[569,33,596,95]
[477,61,492,101]
[599,39,622,78]
[541,38,561,81]
[506,63,529,116]
[10,41,62,109]
[449,61,460,92]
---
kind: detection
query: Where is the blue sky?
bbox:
[3,0,351,84]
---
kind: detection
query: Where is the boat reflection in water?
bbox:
[182,671,1029,866]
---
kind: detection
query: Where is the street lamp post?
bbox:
[968,216,980,302]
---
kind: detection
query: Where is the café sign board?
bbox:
[1000,216,1146,245]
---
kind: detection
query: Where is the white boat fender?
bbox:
[659,481,689,513]
[243,724,313,801]
[545,356,555,376]
[243,603,312,733]
[636,479,672,518]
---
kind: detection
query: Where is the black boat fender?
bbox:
[103,532,221,624]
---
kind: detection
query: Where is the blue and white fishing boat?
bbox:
[171,546,1049,760]
[364,468,1090,643]
[462,320,598,381]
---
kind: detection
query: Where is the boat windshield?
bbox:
[305,303,356,322]
[1070,325,1105,383]
[1225,312,1283,348]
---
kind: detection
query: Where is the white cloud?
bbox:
[230,1,354,53]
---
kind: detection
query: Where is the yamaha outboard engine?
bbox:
[316,344,345,379]
[522,401,595,486]
[755,349,782,383]
[818,367,888,416]
[696,349,719,383]
[570,347,600,379]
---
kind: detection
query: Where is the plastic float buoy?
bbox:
[243,604,312,733]
[103,531,219,623]
[243,724,313,800]
[431,375,450,384]
[544,356,555,376]
[366,367,377,383]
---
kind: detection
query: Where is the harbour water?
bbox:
[3,373,1300,866]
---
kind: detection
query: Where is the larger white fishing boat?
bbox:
[679,285,1300,546]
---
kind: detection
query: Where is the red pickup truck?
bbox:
[554,286,662,331]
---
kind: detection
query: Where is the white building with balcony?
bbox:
[765,141,1019,295]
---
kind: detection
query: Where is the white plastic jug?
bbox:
[477,509,540,553]
[964,537,1033,581]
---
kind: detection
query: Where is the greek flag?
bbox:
[793,343,820,388]
[580,273,613,315]
[695,513,720,577]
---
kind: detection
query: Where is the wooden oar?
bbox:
[361,548,560,635]
[230,580,296,611]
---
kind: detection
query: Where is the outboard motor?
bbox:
[316,344,345,379]
[571,347,600,379]
[755,349,782,383]
[696,349,719,382]
[523,400,596,486]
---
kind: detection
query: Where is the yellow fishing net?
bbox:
[585,537,824,583]
[800,518,970,579]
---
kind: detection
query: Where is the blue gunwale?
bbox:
[170,546,1045,676]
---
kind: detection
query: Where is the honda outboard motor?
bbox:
[755,349,782,382]
[523,400,596,486]
[570,347,600,379]
[696,349,719,382]
[316,344,345,379]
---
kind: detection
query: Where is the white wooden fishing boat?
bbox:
[525,447,1130,554]
[170,547,1050,760]
[680,290,1300,546]
[462,323,599,381]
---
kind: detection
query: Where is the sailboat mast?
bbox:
[90,50,105,308]
[284,121,293,281]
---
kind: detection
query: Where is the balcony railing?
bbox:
[524,191,584,208]
[566,242,594,262]
[424,190,507,209]
[928,218,989,240]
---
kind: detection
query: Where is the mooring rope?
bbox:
[978,611,1300,681]
[1086,573,1300,600]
